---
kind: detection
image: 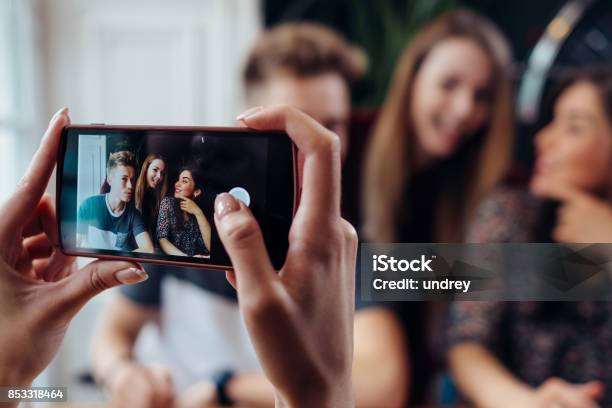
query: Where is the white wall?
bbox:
[40,0,260,125]
[0,0,44,201]
[77,134,106,207]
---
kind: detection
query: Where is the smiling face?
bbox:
[174,170,201,199]
[108,165,135,203]
[410,37,493,163]
[531,81,612,197]
[146,158,166,189]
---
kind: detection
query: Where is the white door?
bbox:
[77,134,106,206]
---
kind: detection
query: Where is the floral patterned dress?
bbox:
[157,196,209,257]
[447,186,612,405]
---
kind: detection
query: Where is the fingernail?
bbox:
[236,106,264,121]
[115,267,148,284]
[50,107,69,126]
[215,192,240,219]
[52,106,69,120]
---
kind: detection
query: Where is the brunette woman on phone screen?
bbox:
[157,164,211,257]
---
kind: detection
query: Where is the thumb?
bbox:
[577,381,605,400]
[214,193,277,292]
[53,260,147,317]
[537,181,587,203]
[146,363,174,403]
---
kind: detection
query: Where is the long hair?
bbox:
[552,65,612,124]
[534,64,612,241]
[135,153,168,233]
[174,162,206,228]
[363,8,514,243]
[531,66,612,324]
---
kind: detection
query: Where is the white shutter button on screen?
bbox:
[229,187,251,207]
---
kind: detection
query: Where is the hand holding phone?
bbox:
[216,106,358,407]
[179,197,204,216]
[0,108,147,390]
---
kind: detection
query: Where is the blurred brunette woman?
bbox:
[448,66,612,408]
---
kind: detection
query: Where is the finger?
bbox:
[553,224,570,243]
[22,195,59,245]
[239,105,341,222]
[225,270,237,290]
[555,386,600,408]
[23,234,54,260]
[146,364,174,408]
[22,197,74,280]
[117,375,157,408]
[50,260,148,318]
[48,256,74,282]
[236,106,264,121]
[42,250,75,282]
[1,108,70,236]
[341,217,358,284]
[537,181,589,203]
[33,258,51,280]
[214,193,277,291]
[577,381,605,401]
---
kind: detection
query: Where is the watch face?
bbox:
[213,370,235,405]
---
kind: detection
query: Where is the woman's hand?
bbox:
[184,197,212,252]
[449,343,604,408]
[528,378,603,408]
[215,106,358,408]
[104,361,174,408]
[180,197,204,217]
[177,379,217,408]
[0,108,147,389]
[537,182,612,243]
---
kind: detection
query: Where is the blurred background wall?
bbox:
[2,0,612,402]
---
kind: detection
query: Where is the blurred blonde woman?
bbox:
[363,8,514,244]
[355,8,514,405]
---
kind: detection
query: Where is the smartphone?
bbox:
[57,124,297,270]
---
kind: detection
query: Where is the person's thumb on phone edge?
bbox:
[52,260,147,318]
[214,193,277,293]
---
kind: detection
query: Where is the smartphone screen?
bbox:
[57,125,296,270]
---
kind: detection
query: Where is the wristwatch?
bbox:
[213,369,235,406]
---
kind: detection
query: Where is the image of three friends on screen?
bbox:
[77,150,212,258]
